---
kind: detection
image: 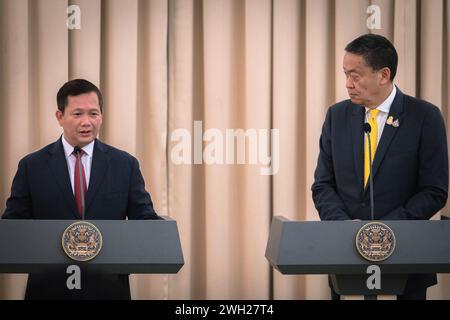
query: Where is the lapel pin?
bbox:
[386,116,394,125]
[392,119,400,127]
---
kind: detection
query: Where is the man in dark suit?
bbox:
[311,34,448,300]
[2,79,161,299]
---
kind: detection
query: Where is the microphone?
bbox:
[74,146,85,220]
[364,123,375,221]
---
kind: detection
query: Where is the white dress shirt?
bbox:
[61,135,94,194]
[364,85,397,144]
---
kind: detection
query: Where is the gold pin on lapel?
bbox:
[386,116,394,125]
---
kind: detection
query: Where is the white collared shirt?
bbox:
[61,135,94,194]
[364,85,397,144]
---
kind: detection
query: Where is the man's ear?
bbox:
[379,67,391,85]
[55,110,63,126]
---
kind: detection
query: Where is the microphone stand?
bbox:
[364,123,375,221]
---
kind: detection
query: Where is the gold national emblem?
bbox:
[355,222,396,262]
[62,221,103,261]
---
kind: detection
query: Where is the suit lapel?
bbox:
[366,88,405,193]
[85,140,109,215]
[47,138,79,218]
[351,104,365,191]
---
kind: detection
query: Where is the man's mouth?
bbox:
[79,130,92,135]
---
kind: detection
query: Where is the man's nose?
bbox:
[80,115,91,126]
[346,76,354,89]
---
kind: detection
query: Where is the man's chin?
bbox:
[349,97,363,105]
[75,137,95,147]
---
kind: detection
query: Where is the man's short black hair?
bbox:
[57,79,103,113]
[345,33,398,81]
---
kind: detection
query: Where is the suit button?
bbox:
[361,202,366,208]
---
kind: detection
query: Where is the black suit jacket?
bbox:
[2,138,161,299]
[312,88,448,291]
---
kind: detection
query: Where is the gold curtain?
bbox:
[0,0,449,299]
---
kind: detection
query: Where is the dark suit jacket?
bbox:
[2,137,161,299]
[312,88,448,292]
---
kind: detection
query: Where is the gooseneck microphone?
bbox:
[74,146,85,220]
[364,123,375,221]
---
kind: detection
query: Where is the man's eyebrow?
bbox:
[71,107,99,111]
[343,68,360,74]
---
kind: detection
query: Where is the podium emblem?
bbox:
[355,222,395,262]
[62,221,103,261]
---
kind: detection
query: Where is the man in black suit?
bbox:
[311,34,448,300]
[2,79,161,299]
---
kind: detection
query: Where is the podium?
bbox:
[265,216,450,297]
[0,217,184,274]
